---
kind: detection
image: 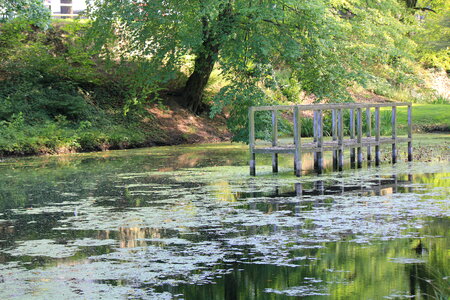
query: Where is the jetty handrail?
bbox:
[249,102,412,176]
[250,102,410,112]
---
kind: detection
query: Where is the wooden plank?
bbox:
[357,108,363,168]
[392,106,397,164]
[272,110,278,173]
[253,137,412,153]
[408,104,413,162]
[251,102,411,112]
[293,106,302,177]
[366,107,372,163]
[375,107,381,166]
[249,107,256,176]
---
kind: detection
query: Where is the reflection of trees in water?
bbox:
[118,227,163,248]
[178,221,449,300]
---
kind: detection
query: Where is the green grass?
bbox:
[382,104,450,132]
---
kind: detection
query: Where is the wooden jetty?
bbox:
[249,103,413,176]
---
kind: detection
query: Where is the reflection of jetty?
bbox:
[249,103,412,176]
[244,175,413,200]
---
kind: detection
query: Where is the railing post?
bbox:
[313,110,318,170]
[293,106,302,177]
[357,107,363,168]
[375,107,381,166]
[249,107,256,176]
[272,110,278,173]
[338,108,344,171]
[350,108,356,168]
[332,109,338,170]
[392,106,397,164]
[408,104,413,162]
[366,107,372,164]
[317,110,324,174]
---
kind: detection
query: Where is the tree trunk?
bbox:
[405,0,417,8]
[182,41,217,114]
[182,3,233,114]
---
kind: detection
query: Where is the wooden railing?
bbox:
[249,103,412,176]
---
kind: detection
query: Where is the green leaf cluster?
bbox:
[0,0,50,28]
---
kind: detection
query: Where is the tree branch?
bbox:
[413,7,437,13]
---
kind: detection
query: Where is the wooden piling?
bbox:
[350,109,356,167]
[272,110,278,173]
[366,108,372,163]
[357,108,363,168]
[249,107,256,176]
[408,104,412,162]
[338,108,344,171]
[332,109,338,170]
[392,106,397,164]
[317,110,324,174]
[293,106,302,177]
[375,107,381,166]
[313,111,318,170]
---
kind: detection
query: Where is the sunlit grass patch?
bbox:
[381,104,450,132]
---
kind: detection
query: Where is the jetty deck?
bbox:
[249,102,412,176]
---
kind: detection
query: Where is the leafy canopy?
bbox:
[87,0,426,140]
[0,0,50,28]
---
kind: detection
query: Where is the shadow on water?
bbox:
[0,144,448,299]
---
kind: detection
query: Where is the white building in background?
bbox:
[44,0,87,17]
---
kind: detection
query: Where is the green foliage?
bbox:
[0,19,153,156]
[0,114,147,156]
[86,1,366,106]
[0,0,50,28]
[0,74,93,123]
[414,0,450,71]
[419,49,450,71]
[211,83,271,142]
[86,0,449,142]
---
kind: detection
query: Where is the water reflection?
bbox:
[246,176,412,199]
[0,145,448,299]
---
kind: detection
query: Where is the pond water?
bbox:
[0,142,448,299]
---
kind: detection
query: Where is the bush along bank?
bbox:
[0,20,168,156]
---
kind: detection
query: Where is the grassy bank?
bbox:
[407,104,449,131]
[380,104,449,133]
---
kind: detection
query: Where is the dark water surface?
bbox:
[0,144,448,299]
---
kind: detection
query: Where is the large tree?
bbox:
[87,0,421,115]
[87,1,356,112]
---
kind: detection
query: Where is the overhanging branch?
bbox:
[413,7,437,13]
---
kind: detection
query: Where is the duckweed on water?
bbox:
[0,142,448,299]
